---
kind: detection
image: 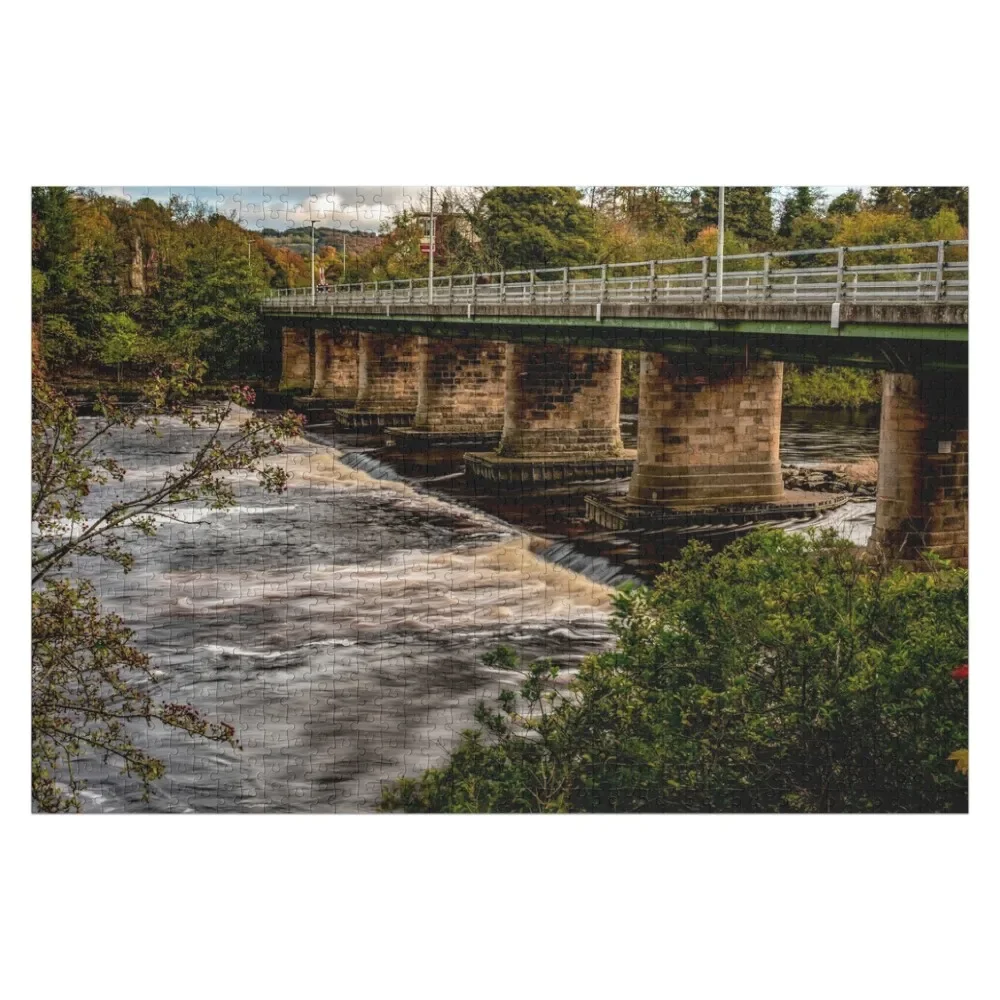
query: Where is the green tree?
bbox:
[474,187,599,270]
[827,188,863,216]
[690,187,774,245]
[382,530,968,814]
[903,187,968,227]
[777,187,826,237]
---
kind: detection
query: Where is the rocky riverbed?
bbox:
[782,458,878,497]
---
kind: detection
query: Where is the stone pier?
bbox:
[279,327,313,392]
[387,338,507,449]
[313,328,360,406]
[465,343,633,485]
[334,332,420,429]
[868,373,968,567]
[586,357,838,528]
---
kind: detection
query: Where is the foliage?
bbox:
[782,364,881,408]
[474,187,600,271]
[32,188,284,379]
[31,364,304,810]
[691,187,775,246]
[381,530,968,813]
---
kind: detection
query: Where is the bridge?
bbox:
[261,241,969,567]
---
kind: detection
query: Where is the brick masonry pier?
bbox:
[464,343,634,485]
[279,327,312,391]
[388,338,507,450]
[313,328,359,406]
[868,372,968,567]
[334,332,420,430]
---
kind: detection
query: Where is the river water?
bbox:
[65,405,878,812]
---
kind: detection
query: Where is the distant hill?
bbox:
[260,227,381,259]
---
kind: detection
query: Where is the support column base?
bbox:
[585,491,850,531]
[333,408,415,430]
[386,427,503,450]
[464,450,636,486]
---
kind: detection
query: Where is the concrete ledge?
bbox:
[333,409,415,429]
[464,450,636,486]
[386,427,502,450]
[585,491,850,530]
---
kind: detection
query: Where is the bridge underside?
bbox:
[263,301,966,373]
[265,302,967,567]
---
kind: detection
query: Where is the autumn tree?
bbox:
[31,364,304,811]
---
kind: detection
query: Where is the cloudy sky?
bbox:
[104,187,430,232]
[106,186,860,233]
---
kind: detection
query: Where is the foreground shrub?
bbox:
[381,530,968,813]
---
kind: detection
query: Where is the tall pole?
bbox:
[342,233,347,284]
[428,185,435,305]
[310,219,316,306]
[716,185,725,303]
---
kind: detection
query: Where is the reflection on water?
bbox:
[66,405,879,812]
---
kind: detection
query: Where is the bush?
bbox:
[783,365,881,408]
[381,530,968,813]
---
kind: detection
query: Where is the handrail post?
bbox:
[934,240,946,301]
[762,253,771,300]
[448,274,454,305]
[563,267,570,303]
[600,263,608,303]
[648,260,656,303]
[529,270,536,304]
[408,278,413,304]
[835,246,845,302]
[701,256,710,302]
[471,272,477,311]
[500,269,506,306]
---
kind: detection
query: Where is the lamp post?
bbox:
[428,185,435,305]
[716,186,725,303]
[310,219,317,306]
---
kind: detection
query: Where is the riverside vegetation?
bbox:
[381,531,968,813]
[31,186,967,811]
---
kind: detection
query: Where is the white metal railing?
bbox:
[260,240,968,312]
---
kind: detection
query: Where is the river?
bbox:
[65,404,879,812]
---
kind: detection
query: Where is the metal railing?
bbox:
[260,240,968,312]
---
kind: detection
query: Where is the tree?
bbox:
[903,187,968,227]
[777,187,827,237]
[31,364,304,810]
[827,188,863,216]
[473,187,599,270]
[382,529,968,814]
[690,187,774,246]
[869,186,910,213]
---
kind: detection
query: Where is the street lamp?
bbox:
[310,219,318,306]
[428,185,435,305]
[716,186,725,303]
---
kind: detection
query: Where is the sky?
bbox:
[107,186,861,233]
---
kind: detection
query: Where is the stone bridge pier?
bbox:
[586,357,813,529]
[465,342,633,485]
[335,332,421,429]
[279,327,313,392]
[388,338,507,449]
[313,329,359,406]
[869,373,968,567]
